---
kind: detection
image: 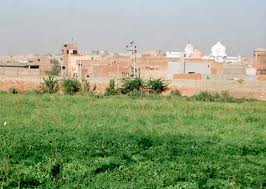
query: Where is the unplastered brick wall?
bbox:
[138,61,168,79]
[0,80,41,92]
[78,56,169,79]
[258,75,266,81]
[173,73,202,80]
[211,62,224,75]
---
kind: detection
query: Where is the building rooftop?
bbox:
[254,48,266,52]
[0,62,38,68]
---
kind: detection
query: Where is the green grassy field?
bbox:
[0,93,265,188]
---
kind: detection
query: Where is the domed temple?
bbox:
[211,42,227,63]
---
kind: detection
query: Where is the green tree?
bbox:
[48,58,60,76]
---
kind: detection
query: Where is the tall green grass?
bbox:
[0,93,265,188]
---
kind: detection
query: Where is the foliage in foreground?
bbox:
[120,78,146,95]
[6,77,256,103]
[47,58,60,76]
[105,79,120,96]
[79,80,91,94]
[42,75,59,94]
[147,79,168,94]
[62,78,81,95]
[192,91,252,103]
[170,89,182,96]
[105,78,168,96]
[0,94,265,188]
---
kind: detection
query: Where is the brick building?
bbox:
[0,56,53,77]
[254,48,266,75]
[62,44,171,80]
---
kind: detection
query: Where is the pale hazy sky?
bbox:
[0,0,265,55]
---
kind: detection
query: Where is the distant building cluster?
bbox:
[166,42,241,64]
[0,42,265,81]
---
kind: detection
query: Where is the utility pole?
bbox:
[126,41,138,78]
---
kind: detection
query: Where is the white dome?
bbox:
[211,42,227,58]
[185,43,194,57]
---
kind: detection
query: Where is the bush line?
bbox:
[5,76,255,103]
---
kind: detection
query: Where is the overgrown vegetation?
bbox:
[105,79,120,96]
[4,76,255,104]
[0,93,265,188]
[47,58,60,76]
[192,91,242,102]
[147,79,168,94]
[80,80,90,94]
[127,89,144,98]
[170,89,182,96]
[62,78,81,95]
[42,76,58,94]
[120,78,145,95]
[106,78,168,96]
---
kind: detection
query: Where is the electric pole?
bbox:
[126,41,138,78]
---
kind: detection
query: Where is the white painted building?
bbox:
[211,42,227,63]
[225,56,242,64]
[185,43,194,58]
[166,52,184,58]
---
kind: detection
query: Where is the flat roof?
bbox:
[0,62,39,68]
[255,48,266,52]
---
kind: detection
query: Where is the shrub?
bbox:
[62,78,80,95]
[128,89,144,98]
[220,91,233,101]
[193,91,235,102]
[105,79,120,96]
[42,76,58,94]
[80,80,90,94]
[147,79,168,94]
[172,90,181,96]
[170,89,182,96]
[47,58,60,76]
[92,84,97,91]
[193,91,215,102]
[120,78,145,94]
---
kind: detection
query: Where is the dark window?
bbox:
[188,72,195,74]
[30,65,39,69]
[73,50,78,54]
[67,50,69,54]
